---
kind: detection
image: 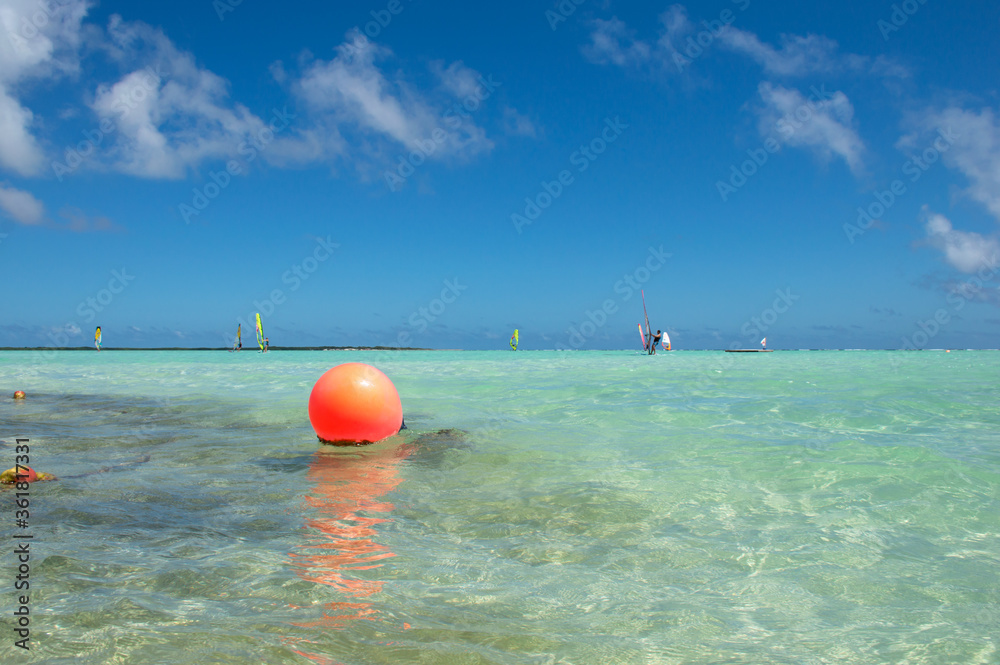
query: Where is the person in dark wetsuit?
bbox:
[650,330,662,355]
[263,337,269,352]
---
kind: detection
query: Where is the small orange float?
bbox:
[308,363,403,444]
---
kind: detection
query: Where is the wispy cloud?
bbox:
[582,4,906,80]
[289,38,494,164]
[903,106,1000,221]
[716,29,869,77]
[756,82,865,174]
[0,183,44,224]
[91,16,272,179]
[502,106,536,137]
[0,0,91,175]
[57,206,122,232]
[582,17,653,68]
[922,208,1000,274]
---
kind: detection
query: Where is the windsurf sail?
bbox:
[641,290,651,339]
[761,337,767,349]
[255,313,264,351]
[641,290,654,353]
[638,323,647,351]
[233,324,241,351]
[663,330,671,351]
[510,329,519,350]
[95,326,102,350]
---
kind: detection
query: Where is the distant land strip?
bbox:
[0,346,433,351]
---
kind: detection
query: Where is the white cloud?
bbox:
[502,106,536,137]
[0,84,44,175]
[0,0,91,175]
[583,7,692,70]
[582,17,652,67]
[58,206,119,232]
[0,0,89,82]
[431,60,482,99]
[584,6,907,80]
[290,37,493,161]
[923,208,1000,274]
[757,82,865,174]
[904,107,1000,221]
[716,29,866,77]
[0,182,44,224]
[91,16,271,179]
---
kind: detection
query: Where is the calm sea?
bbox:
[1,350,998,664]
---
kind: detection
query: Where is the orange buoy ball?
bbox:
[13,390,25,399]
[308,363,403,444]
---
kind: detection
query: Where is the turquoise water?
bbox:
[1,350,998,664]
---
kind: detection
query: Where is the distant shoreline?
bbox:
[0,346,433,352]
[0,347,994,352]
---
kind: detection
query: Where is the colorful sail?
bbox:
[95,326,102,350]
[663,330,671,351]
[234,324,241,351]
[761,337,767,349]
[641,290,651,344]
[510,329,519,350]
[255,313,264,351]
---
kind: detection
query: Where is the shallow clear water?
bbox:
[1,350,998,664]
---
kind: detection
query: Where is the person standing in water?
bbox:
[649,330,662,355]
[263,337,269,353]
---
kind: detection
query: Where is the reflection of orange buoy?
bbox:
[308,363,403,444]
[286,442,414,655]
[13,390,25,399]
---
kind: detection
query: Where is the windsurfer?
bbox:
[650,330,662,355]
[264,337,269,352]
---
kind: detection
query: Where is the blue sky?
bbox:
[2,0,1000,350]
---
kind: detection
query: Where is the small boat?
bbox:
[726,337,773,352]
[510,329,519,351]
